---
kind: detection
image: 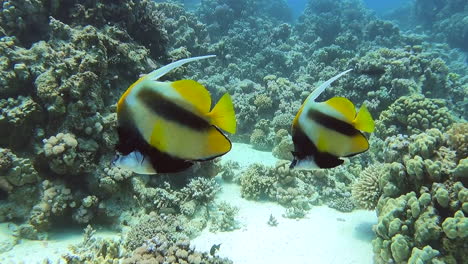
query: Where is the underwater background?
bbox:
[0,0,467,263]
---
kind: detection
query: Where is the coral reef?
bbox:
[209,201,240,232]
[239,160,361,217]
[352,164,385,210]
[372,181,467,263]
[63,225,125,264]
[0,0,466,262]
[375,95,454,139]
[123,235,232,264]
[0,96,42,148]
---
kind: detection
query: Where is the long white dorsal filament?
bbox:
[308,69,353,102]
[144,55,216,81]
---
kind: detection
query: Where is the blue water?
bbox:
[286,0,307,19]
[362,0,408,14]
[286,0,408,18]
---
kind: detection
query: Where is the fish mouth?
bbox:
[110,154,120,167]
[289,159,298,169]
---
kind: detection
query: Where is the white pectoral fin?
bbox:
[145,55,216,81]
[307,69,353,103]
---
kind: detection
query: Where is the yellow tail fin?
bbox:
[353,104,375,133]
[207,93,236,134]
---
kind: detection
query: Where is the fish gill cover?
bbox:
[0,0,466,263]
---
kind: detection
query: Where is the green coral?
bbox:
[442,210,468,239]
[375,95,454,139]
[445,123,468,159]
[373,181,467,263]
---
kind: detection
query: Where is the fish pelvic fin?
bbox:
[207,93,237,134]
[353,104,375,133]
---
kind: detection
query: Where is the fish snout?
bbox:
[111,154,120,167]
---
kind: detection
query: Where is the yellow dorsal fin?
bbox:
[207,93,237,134]
[171,80,211,113]
[353,104,375,133]
[324,97,356,122]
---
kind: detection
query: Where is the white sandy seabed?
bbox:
[0,143,377,264]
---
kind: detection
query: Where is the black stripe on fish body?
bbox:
[145,144,194,173]
[291,125,344,169]
[137,88,211,131]
[116,102,143,155]
[307,109,359,136]
[291,125,316,159]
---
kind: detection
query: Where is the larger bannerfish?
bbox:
[114,55,236,174]
[290,69,375,170]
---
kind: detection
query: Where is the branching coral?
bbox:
[123,235,232,264]
[352,164,385,210]
[63,225,125,264]
[209,201,240,232]
[180,177,220,204]
[445,122,468,160]
[124,213,193,251]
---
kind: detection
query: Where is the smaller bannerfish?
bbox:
[290,69,375,170]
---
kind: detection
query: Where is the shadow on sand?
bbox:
[353,221,376,243]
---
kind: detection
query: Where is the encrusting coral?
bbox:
[375,95,454,139]
[372,181,467,263]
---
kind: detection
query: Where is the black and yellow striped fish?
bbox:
[290,69,374,170]
[114,55,236,173]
